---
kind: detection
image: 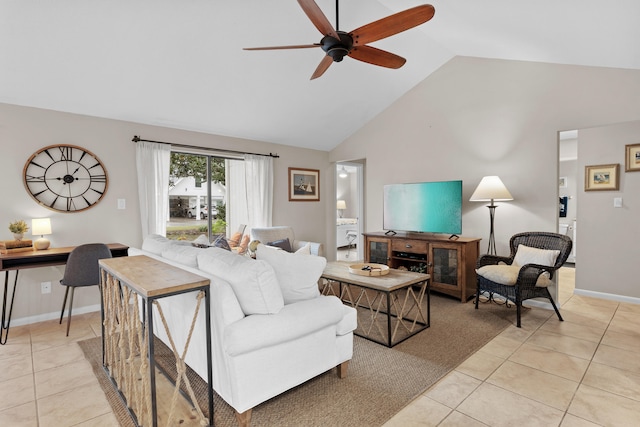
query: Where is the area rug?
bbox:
[79,294,515,426]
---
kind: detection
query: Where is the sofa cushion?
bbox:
[141,234,173,255]
[476,265,553,288]
[197,247,284,315]
[256,244,325,304]
[161,244,202,268]
[513,244,560,268]
[224,295,345,356]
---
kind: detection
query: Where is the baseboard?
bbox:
[573,289,640,305]
[10,304,101,327]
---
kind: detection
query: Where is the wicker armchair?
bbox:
[474,231,572,327]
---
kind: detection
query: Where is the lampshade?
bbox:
[336,200,347,210]
[338,166,348,178]
[469,176,513,202]
[32,218,52,250]
[32,218,52,235]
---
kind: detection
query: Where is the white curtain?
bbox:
[136,141,171,238]
[244,154,273,230]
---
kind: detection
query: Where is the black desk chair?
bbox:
[59,243,112,336]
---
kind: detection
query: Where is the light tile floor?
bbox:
[1,267,639,426]
[384,266,640,426]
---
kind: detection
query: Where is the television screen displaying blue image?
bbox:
[383,180,462,234]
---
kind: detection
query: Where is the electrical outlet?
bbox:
[41,281,51,294]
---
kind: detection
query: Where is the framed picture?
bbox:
[625,143,640,172]
[559,176,567,188]
[585,163,620,191]
[288,167,320,201]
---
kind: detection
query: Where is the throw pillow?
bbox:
[267,237,292,252]
[197,247,284,315]
[256,243,325,304]
[228,232,243,247]
[191,234,211,248]
[513,244,560,267]
[295,242,311,255]
[212,234,231,251]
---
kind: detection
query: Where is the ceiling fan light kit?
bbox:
[244,0,435,80]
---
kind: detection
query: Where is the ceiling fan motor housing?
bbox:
[320,31,353,62]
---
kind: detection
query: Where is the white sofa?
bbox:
[129,235,356,426]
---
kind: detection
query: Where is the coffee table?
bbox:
[321,261,430,347]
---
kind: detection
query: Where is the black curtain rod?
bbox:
[131,135,279,158]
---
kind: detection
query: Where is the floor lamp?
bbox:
[470,176,513,255]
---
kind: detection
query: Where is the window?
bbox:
[166,152,229,241]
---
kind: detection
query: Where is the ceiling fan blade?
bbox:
[297,0,340,40]
[310,55,334,80]
[348,45,406,69]
[244,44,320,51]
[350,5,435,45]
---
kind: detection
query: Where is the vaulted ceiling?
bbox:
[2,1,639,151]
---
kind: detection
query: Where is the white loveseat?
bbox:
[129,235,356,426]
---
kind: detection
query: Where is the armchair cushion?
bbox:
[476,265,553,288]
[197,247,284,315]
[256,244,325,304]
[513,244,560,268]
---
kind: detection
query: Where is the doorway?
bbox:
[336,162,364,261]
[558,130,577,304]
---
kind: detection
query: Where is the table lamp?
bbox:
[336,200,347,218]
[32,218,52,250]
[470,176,513,255]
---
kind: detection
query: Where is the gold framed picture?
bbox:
[585,164,619,191]
[625,143,640,172]
[288,167,320,201]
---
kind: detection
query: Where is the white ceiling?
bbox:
[2,1,639,151]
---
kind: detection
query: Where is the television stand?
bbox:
[364,231,480,302]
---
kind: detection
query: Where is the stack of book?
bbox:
[0,240,34,254]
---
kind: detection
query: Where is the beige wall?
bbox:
[577,120,640,299]
[4,56,640,325]
[330,57,640,299]
[0,103,330,324]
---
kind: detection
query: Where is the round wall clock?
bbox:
[23,144,109,213]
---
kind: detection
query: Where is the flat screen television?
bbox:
[383,180,462,235]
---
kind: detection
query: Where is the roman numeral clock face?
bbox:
[23,144,109,212]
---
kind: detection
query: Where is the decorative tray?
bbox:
[348,263,390,276]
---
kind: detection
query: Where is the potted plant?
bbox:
[9,219,29,241]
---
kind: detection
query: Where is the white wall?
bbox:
[330,57,640,299]
[0,103,330,323]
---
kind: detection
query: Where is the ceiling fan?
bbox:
[244,0,436,80]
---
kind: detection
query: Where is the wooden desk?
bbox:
[100,255,213,427]
[0,243,128,344]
